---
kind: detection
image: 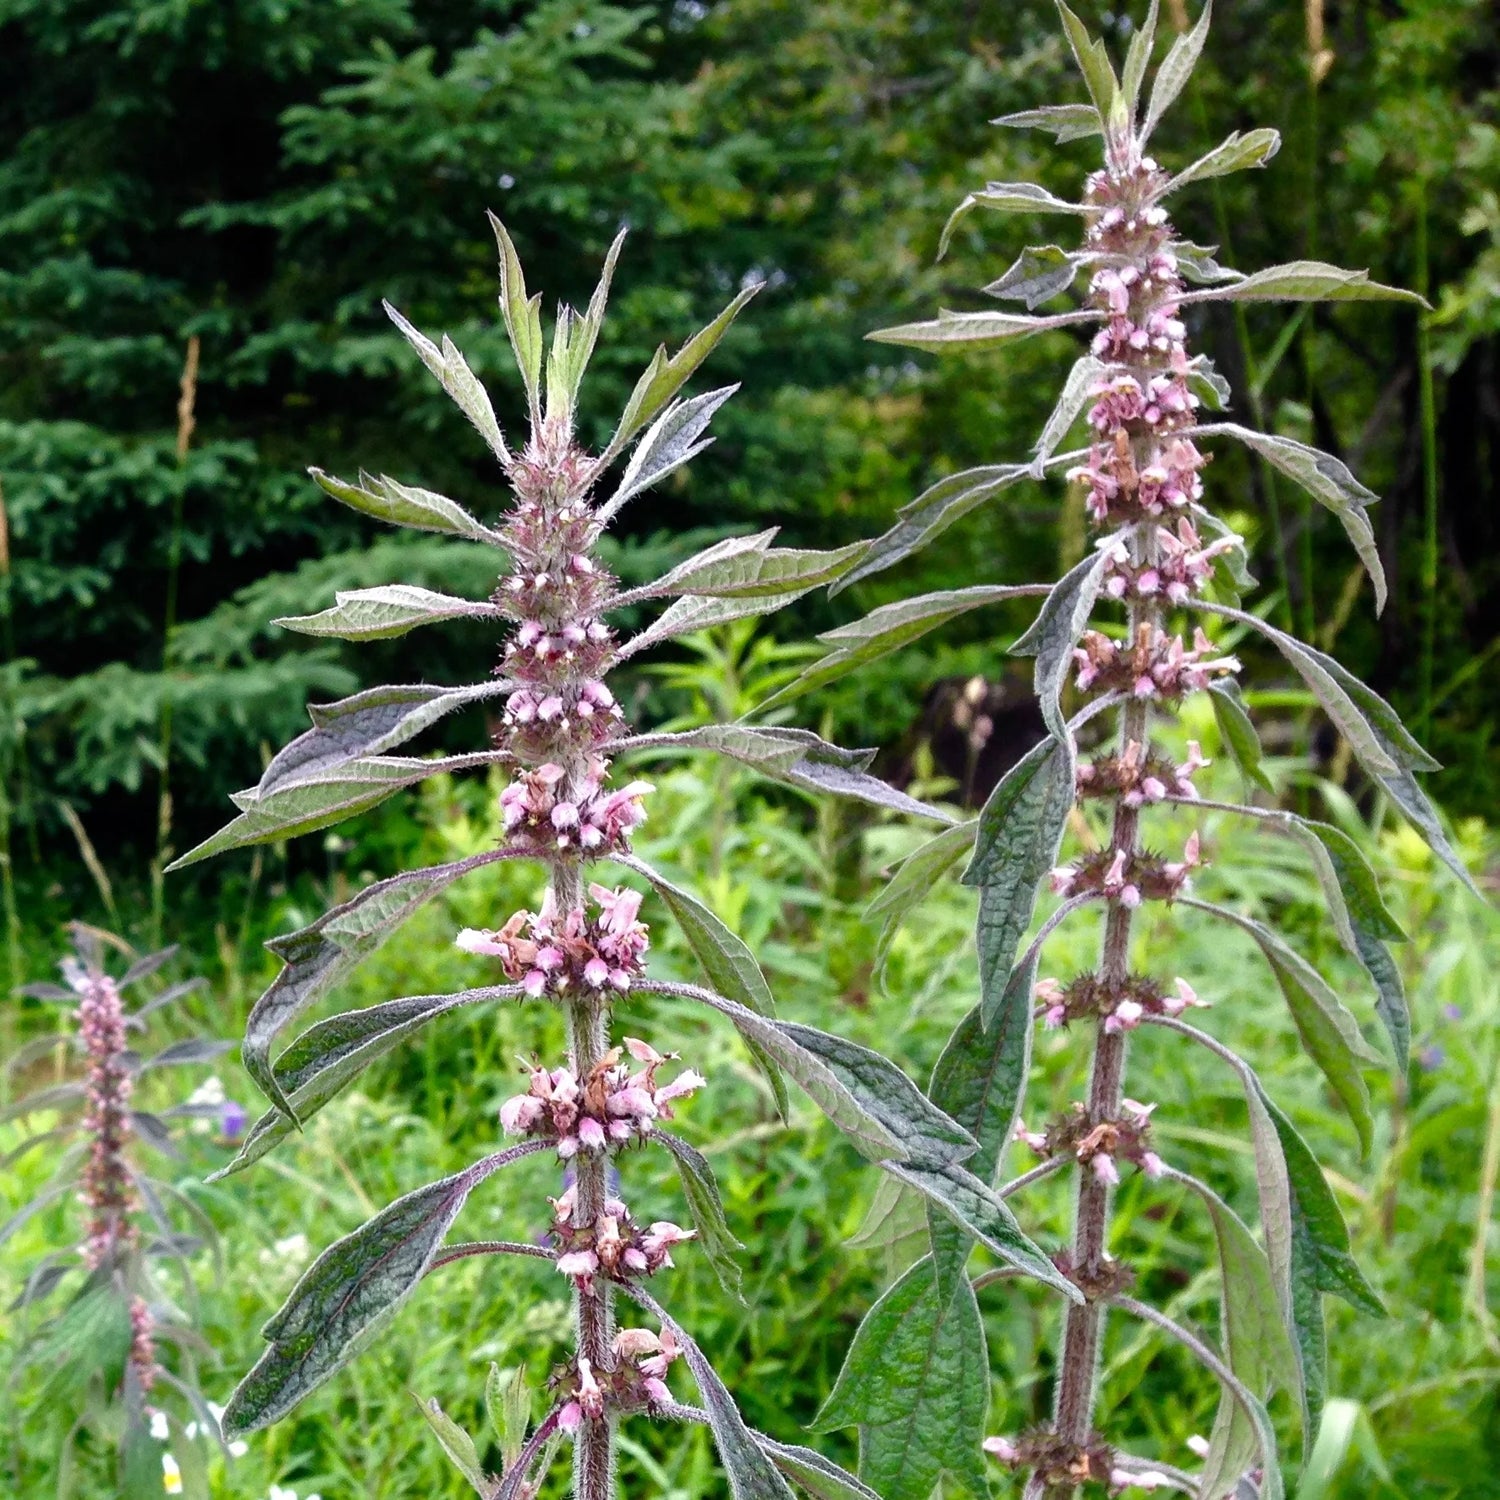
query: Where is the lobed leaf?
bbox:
[1178,260,1427,307]
[991,103,1101,143]
[1143,0,1212,141]
[618,582,832,659]
[964,738,1075,1026]
[938,183,1088,259]
[1055,1,1119,123]
[383,302,509,461]
[308,467,500,543]
[222,1146,543,1438]
[276,585,504,642]
[487,213,544,411]
[1120,0,1160,117]
[618,529,866,603]
[812,1256,990,1500]
[599,386,739,522]
[984,245,1087,309]
[1162,128,1281,195]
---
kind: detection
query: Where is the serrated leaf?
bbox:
[964,738,1074,1027]
[277,585,503,642]
[1185,900,1379,1153]
[1056,1,1118,121]
[868,307,1095,351]
[1120,0,1160,115]
[1172,239,1239,285]
[1196,424,1386,611]
[1208,681,1273,793]
[866,821,978,974]
[563,224,628,405]
[1011,548,1110,739]
[238,852,507,1115]
[223,1147,541,1438]
[309,467,499,543]
[984,245,1086,308]
[486,1363,531,1465]
[487,213,543,410]
[754,1439,882,1500]
[615,855,787,1117]
[604,284,761,461]
[625,1283,795,1500]
[1188,356,1234,410]
[991,103,1102,142]
[1180,260,1427,307]
[599,385,738,522]
[1143,0,1212,140]
[812,1257,989,1500]
[623,529,866,601]
[383,302,508,461]
[938,184,1088,258]
[258,683,503,797]
[756,585,1048,714]
[1035,355,1106,465]
[658,1130,745,1302]
[1163,128,1282,194]
[213,986,517,1179]
[413,1395,492,1496]
[832,463,1043,592]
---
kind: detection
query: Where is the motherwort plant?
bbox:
[783,5,1479,1498]
[173,223,1083,1498]
[3,924,231,1494]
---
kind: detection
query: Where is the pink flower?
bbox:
[455,928,508,956]
[500,1094,544,1133]
[578,1117,607,1151]
[558,1400,582,1435]
[1091,1154,1120,1186]
[644,1377,671,1405]
[557,1249,598,1279]
[983,1437,1019,1463]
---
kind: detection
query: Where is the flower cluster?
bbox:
[1072,623,1240,700]
[1035,973,1209,1033]
[499,1037,705,1154]
[1099,520,1241,605]
[550,1184,694,1288]
[1014,1098,1163,1186]
[1070,431,1208,527]
[556,1325,684,1434]
[459,883,651,996]
[1048,832,1201,907]
[985,1428,1176,1495]
[493,760,650,856]
[1075,739,1209,806]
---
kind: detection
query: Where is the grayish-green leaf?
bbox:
[1208,681,1273,793]
[1179,260,1427,307]
[1120,0,1160,115]
[964,738,1074,1025]
[600,386,738,522]
[1143,0,1212,140]
[991,103,1101,142]
[276,585,504,642]
[868,307,1096,351]
[1163,128,1281,194]
[753,1439,882,1500]
[938,183,1088,259]
[658,1130,745,1302]
[1172,240,1239,285]
[384,302,508,461]
[413,1395,492,1497]
[1035,355,1106,466]
[984,245,1087,308]
[309,468,499,543]
[487,213,544,411]
[866,821,978,974]
[812,1257,990,1500]
[619,530,866,603]
[1011,548,1110,739]
[1055,1,1118,121]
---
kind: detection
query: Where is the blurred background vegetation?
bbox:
[0,1,1497,1497]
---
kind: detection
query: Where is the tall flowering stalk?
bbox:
[177,222,1075,1500]
[4,923,233,1495]
[796,5,1478,1498]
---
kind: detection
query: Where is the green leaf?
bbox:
[620,578,841,659]
[983,245,1086,308]
[600,386,739,521]
[487,213,544,411]
[1011,549,1110,739]
[753,1439,882,1500]
[812,1257,990,1500]
[276,585,503,642]
[604,283,761,460]
[963,738,1074,1026]
[236,852,507,1115]
[1163,127,1282,194]
[623,529,867,601]
[563,224,628,404]
[212,986,516,1179]
[1172,239,1239,285]
[413,1395,492,1496]
[383,302,509,461]
[485,1363,531,1465]
[308,467,499,543]
[866,821,978,974]
[867,307,1095,351]
[1036,355,1107,464]
[223,1148,539,1437]
[756,585,1047,714]
[833,464,1042,592]
[1207,681,1274,793]
[623,1283,796,1500]
[1195,424,1386,611]
[1055,2,1118,122]
[1120,0,1160,116]
[990,103,1101,142]
[257,683,504,796]
[615,854,787,1118]
[657,1130,746,1302]
[1184,900,1379,1153]
[938,183,1088,258]
[1143,0,1212,140]
[1180,260,1427,307]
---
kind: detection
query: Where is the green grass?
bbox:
[1,708,1496,1498]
